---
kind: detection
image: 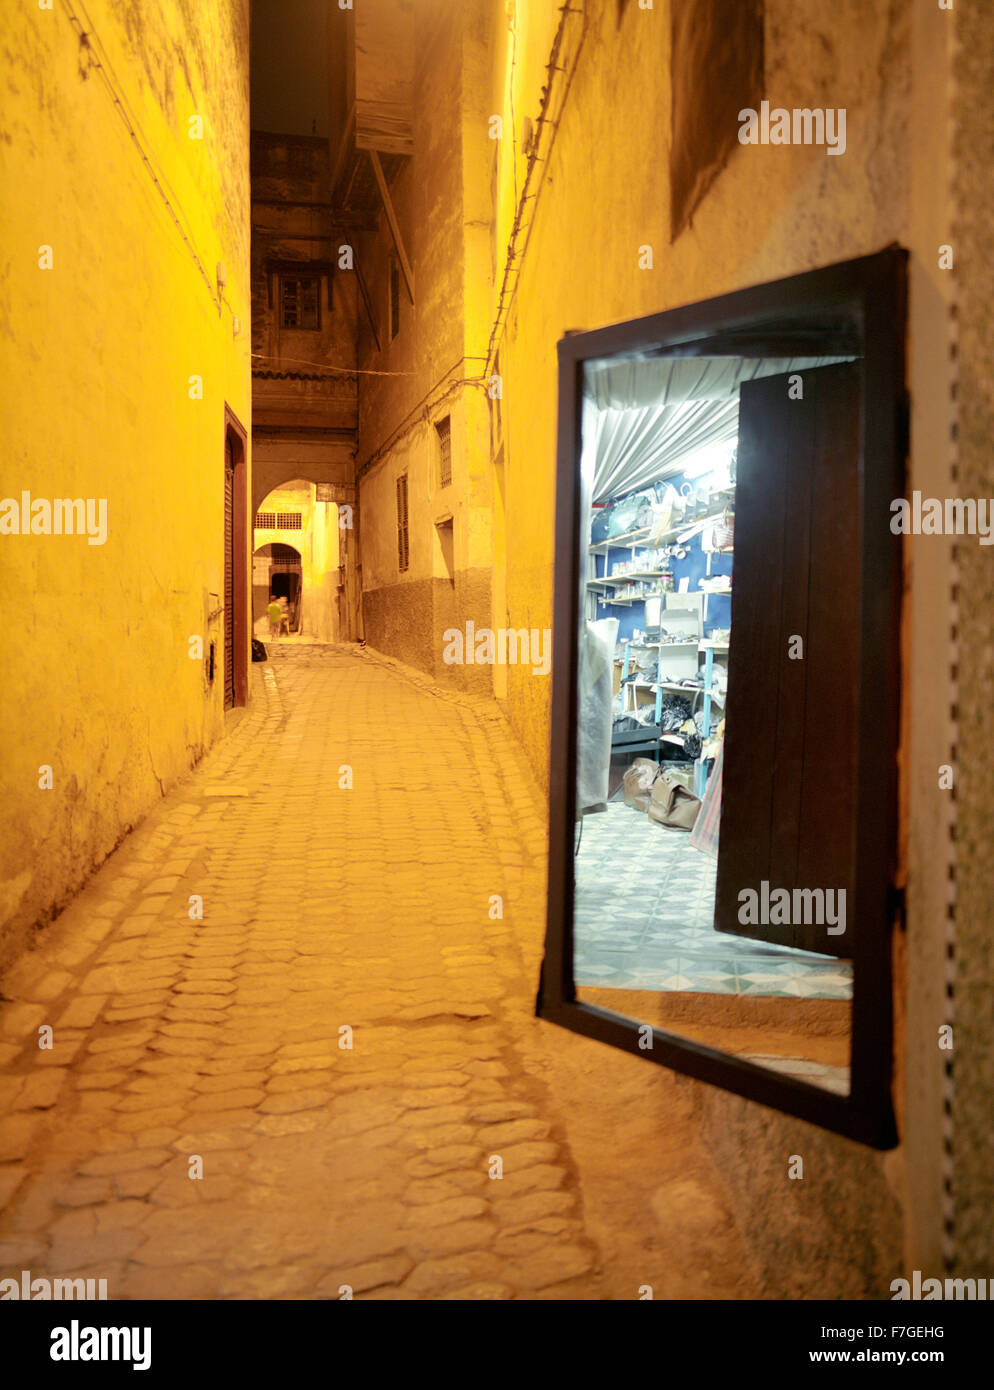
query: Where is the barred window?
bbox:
[255,512,277,529]
[436,416,451,488]
[280,275,320,330]
[277,512,302,530]
[396,474,409,572]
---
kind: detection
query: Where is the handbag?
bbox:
[647,769,702,830]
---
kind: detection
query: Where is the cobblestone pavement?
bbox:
[0,645,757,1300]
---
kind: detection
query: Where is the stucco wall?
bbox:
[0,0,251,964]
[488,0,962,1291]
[951,0,994,1275]
[353,0,495,687]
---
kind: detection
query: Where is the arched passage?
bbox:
[253,542,303,636]
[252,479,346,642]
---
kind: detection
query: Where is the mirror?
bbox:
[540,250,906,1146]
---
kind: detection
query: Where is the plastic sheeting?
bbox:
[582,356,852,502]
[576,617,618,815]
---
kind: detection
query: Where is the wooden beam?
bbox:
[368,149,414,304]
[354,256,381,354]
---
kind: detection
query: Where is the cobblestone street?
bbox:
[0,646,756,1300]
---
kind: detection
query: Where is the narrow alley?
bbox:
[4,0,993,1334]
[0,647,755,1300]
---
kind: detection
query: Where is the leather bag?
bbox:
[648,769,702,830]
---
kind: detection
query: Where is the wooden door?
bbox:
[715,363,861,954]
[223,435,235,710]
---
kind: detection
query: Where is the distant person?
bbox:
[278,594,291,637]
[267,596,282,640]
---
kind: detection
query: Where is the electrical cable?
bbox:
[251,352,414,379]
[58,0,222,309]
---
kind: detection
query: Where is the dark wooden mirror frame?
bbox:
[537,246,907,1149]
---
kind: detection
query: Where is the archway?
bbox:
[253,542,303,636]
[252,479,343,642]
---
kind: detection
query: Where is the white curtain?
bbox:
[583,355,850,502]
[583,394,738,503]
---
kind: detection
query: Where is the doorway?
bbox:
[224,408,249,709]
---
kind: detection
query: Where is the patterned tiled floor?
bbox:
[573,805,853,1000]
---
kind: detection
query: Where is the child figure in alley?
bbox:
[267,596,282,641]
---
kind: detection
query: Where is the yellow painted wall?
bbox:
[0,0,251,963]
[491,0,912,783]
[485,0,959,1291]
[351,0,495,690]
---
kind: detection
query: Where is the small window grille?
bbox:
[281,275,320,330]
[396,474,409,572]
[277,512,302,530]
[436,416,452,488]
[255,512,277,529]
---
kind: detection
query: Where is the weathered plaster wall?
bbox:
[951,0,994,1275]
[250,440,355,517]
[0,0,251,964]
[250,131,359,432]
[489,0,958,1292]
[353,0,494,689]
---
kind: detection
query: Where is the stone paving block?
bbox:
[15,968,76,1003]
[47,1228,145,1269]
[476,1117,552,1147]
[405,1123,477,1151]
[315,1252,414,1298]
[12,1068,69,1110]
[399,1086,468,1110]
[440,1281,514,1300]
[402,1217,498,1262]
[467,1100,538,1124]
[402,1250,505,1296]
[253,1113,322,1138]
[402,1196,489,1229]
[404,1144,484,1179]
[0,1002,48,1041]
[397,1104,468,1130]
[145,878,181,895]
[488,1140,559,1171]
[499,1243,596,1291]
[87,1030,155,1055]
[120,1262,221,1300]
[186,1088,265,1113]
[104,1005,169,1025]
[0,1113,44,1162]
[494,1219,574,1258]
[75,1095,119,1117]
[487,1164,567,1200]
[0,1165,28,1208]
[113,1168,164,1200]
[49,1208,97,1241]
[491,1188,576,1227]
[0,1237,48,1266]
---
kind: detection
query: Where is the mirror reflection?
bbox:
[574,347,858,1096]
